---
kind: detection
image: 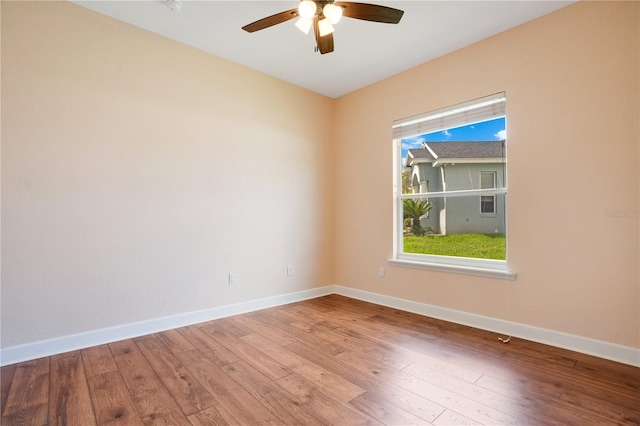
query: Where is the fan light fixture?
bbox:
[242,1,404,55]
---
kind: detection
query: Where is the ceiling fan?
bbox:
[242,1,404,55]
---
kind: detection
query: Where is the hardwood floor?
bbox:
[1,294,639,425]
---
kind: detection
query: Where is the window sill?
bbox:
[387,257,516,280]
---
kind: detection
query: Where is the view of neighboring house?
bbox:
[405,140,506,235]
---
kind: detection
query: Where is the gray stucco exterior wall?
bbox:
[412,162,506,235]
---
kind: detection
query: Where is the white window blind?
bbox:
[392,92,506,140]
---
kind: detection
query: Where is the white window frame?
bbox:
[390,93,515,280]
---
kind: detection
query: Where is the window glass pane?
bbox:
[480,172,496,189]
[402,194,506,260]
[403,123,506,193]
[480,195,496,214]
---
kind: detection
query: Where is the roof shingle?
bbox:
[408,141,505,162]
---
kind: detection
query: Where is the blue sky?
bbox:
[401,117,506,162]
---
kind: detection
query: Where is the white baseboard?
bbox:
[0,286,334,367]
[2,284,638,367]
[332,285,640,367]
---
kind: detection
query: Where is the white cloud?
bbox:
[402,137,425,149]
[495,129,507,139]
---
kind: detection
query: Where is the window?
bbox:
[390,93,514,279]
[480,172,496,214]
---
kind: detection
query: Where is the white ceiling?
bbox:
[73,0,575,98]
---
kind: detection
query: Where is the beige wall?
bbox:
[1,1,334,348]
[2,1,639,354]
[334,1,639,349]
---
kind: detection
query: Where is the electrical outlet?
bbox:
[378,267,385,278]
[228,273,237,284]
[287,266,294,276]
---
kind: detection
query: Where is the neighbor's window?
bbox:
[480,172,497,214]
[390,93,514,279]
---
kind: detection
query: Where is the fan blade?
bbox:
[318,33,334,54]
[314,17,334,54]
[335,2,404,24]
[242,9,298,33]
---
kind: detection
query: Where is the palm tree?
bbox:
[401,170,411,194]
[403,198,432,236]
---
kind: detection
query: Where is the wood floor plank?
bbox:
[287,308,342,328]
[251,310,349,356]
[176,325,239,367]
[384,364,525,425]
[276,372,379,425]
[243,334,308,369]
[81,344,117,378]
[240,332,285,352]
[348,391,431,425]
[475,370,639,425]
[288,357,366,403]
[559,386,640,424]
[337,347,496,423]
[213,316,253,337]
[213,387,285,425]
[363,312,594,395]
[476,354,640,418]
[264,304,327,326]
[228,314,297,347]
[563,357,640,398]
[246,336,366,403]
[402,362,542,424]
[48,351,96,425]
[199,323,291,381]
[0,363,16,414]
[109,339,159,397]
[330,314,484,382]
[474,373,563,404]
[313,294,381,315]
[135,338,217,416]
[367,311,582,377]
[433,409,482,425]
[173,349,240,399]
[316,305,374,323]
[154,329,197,354]
[574,353,640,383]
[187,405,229,426]
[319,321,426,371]
[87,371,143,425]
[131,385,191,426]
[284,342,445,422]
[109,339,139,357]
[2,357,50,425]
[221,360,323,425]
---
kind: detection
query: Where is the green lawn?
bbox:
[404,233,506,260]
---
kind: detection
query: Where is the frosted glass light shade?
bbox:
[318,18,334,36]
[298,1,317,19]
[323,4,342,24]
[295,17,313,34]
